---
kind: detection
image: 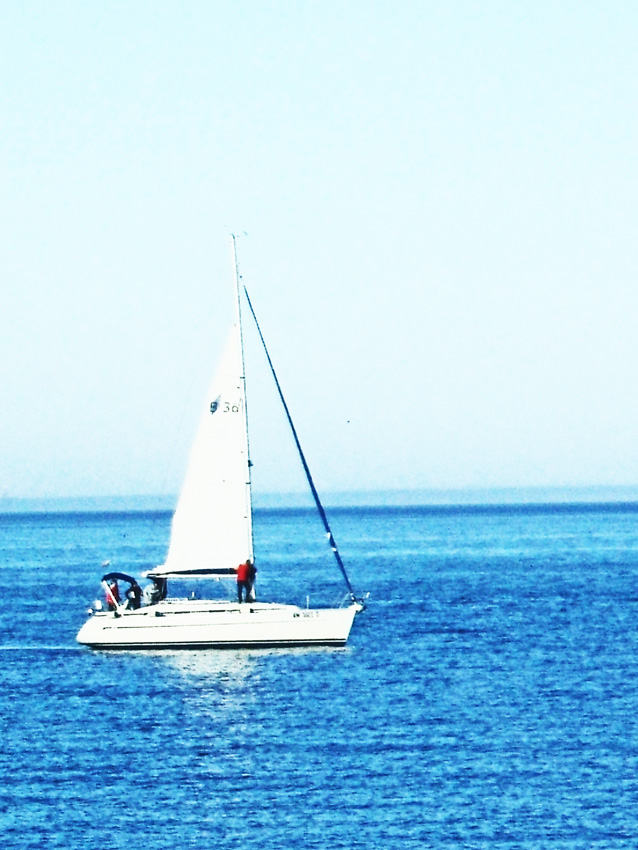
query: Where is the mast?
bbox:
[231,234,254,562]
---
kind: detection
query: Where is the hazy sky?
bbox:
[2,1,638,499]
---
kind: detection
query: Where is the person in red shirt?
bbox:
[235,558,255,603]
[106,580,120,611]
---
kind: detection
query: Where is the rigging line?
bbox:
[242,285,356,601]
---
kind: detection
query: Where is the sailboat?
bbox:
[76,238,364,650]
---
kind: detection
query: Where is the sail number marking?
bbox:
[211,397,243,415]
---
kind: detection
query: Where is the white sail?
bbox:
[158,323,253,574]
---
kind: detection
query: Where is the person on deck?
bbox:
[106,580,120,611]
[125,582,142,610]
[235,559,254,603]
[247,559,257,602]
[143,577,166,606]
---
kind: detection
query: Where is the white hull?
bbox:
[76,599,361,650]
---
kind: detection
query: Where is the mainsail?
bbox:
[155,322,253,575]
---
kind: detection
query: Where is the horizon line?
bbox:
[3,484,638,514]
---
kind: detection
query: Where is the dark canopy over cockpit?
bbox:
[101,572,142,609]
[101,571,141,588]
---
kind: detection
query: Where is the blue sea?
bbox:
[2,502,638,848]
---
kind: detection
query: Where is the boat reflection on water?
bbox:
[158,644,348,684]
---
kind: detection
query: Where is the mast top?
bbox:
[230,233,243,333]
